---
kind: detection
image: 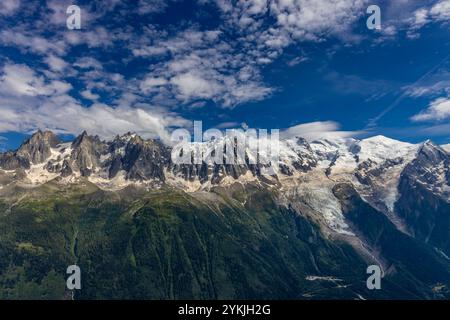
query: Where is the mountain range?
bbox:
[0,130,449,299]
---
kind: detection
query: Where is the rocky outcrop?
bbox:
[17,130,60,164]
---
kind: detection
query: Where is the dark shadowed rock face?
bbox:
[17,130,60,164]
[104,134,170,181]
[0,130,323,184]
[401,141,450,194]
[69,131,107,177]
[333,182,450,296]
[0,130,60,169]
[0,152,30,170]
[121,137,169,181]
[395,142,450,255]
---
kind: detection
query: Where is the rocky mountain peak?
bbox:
[442,144,450,153]
[69,131,106,177]
[418,140,448,163]
[72,130,94,147]
[16,130,60,164]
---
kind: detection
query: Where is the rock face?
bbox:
[0,130,322,185]
[17,130,60,164]
[0,151,30,170]
[0,131,448,196]
[0,130,449,299]
[0,130,60,170]
[395,142,450,255]
[0,130,449,242]
[69,131,107,177]
[110,134,169,181]
[1,130,447,239]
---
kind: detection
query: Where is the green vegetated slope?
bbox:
[0,181,447,299]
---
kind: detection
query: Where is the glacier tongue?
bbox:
[309,135,420,214]
[289,170,354,236]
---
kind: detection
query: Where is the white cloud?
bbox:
[128,1,373,108]
[0,100,188,143]
[64,27,116,48]
[407,8,430,38]
[46,0,72,25]
[73,57,104,70]
[367,0,450,40]
[171,72,220,101]
[0,29,67,55]
[133,28,273,107]
[404,78,450,98]
[405,0,450,38]
[0,0,20,16]
[4,0,441,112]
[140,77,169,93]
[215,0,367,46]
[138,0,171,14]
[269,0,367,40]
[44,54,69,72]
[281,121,362,141]
[0,63,189,143]
[411,97,450,122]
[413,8,430,27]
[430,0,450,22]
[80,89,100,101]
[0,64,71,97]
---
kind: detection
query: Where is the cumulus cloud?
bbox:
[0,0,20,16]
[214,0,368,61]
[0,102,188,143]
[44,54,69,72]
[128,1,374,108]
[2,0,444,112]
[411,98,450,122]
[0,29,67,55]
[269,0,367,40]
[0,63,188,143]
[73,57,104,70]
[0,0,448,144]
[363,0,450,40]
[80,89,100,101]
[0,64,72,97]
[405,0,450,38]
[430,0,450,22]
[132,28,273,107]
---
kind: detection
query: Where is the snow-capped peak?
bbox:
[357,135,418,164]
[1,131,448,239]
[442,144,450,153]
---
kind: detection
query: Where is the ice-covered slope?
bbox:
[442,144,450,153]
[308,136,419,216]
[352,136,419,212]
[1,130,448,238]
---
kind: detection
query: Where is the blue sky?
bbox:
[0,0,449,150]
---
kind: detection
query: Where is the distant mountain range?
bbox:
[0,130,449,299]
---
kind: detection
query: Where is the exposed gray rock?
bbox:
[17,130,60,164]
